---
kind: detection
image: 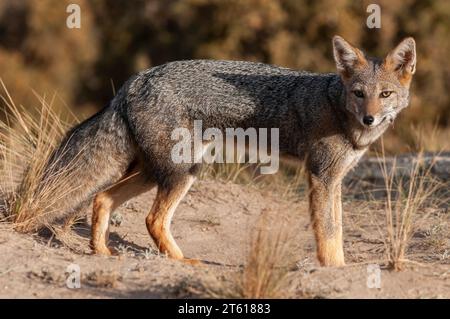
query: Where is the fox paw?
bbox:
[92,246,117,257]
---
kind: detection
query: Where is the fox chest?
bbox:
[338,149,367,180]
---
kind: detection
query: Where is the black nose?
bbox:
[363,115,374,126]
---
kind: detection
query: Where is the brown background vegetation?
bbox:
[0,0,449,152]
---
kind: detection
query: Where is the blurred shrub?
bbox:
[0,0,449,151]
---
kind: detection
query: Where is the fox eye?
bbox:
[380,91,393,98]
[353,90,364,98]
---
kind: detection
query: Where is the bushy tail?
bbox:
[14,104,137,230]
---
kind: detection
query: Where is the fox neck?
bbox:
[346,119,391,149]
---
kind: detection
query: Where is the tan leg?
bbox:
[333,183,344,264]
[309,174,345,267]
[146,176,195,261]
[91,170,155,255]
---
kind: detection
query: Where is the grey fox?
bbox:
[44,35,416,266]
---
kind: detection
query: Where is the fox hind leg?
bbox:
[146,175,195,261]
[91,170,155,255]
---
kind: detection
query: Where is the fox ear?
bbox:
[332,35,367,79]
[384,37,416,85]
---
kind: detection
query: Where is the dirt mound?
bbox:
[0,179,448,298]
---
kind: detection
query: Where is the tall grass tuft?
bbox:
[238,209,294,298]
[0,79,81,232]
[201,160,307,200]
[378,140,445,271]
[198,209,296,299]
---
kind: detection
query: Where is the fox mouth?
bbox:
[360,115,393,129]
[383,114,396,125]
[375,116,392,127]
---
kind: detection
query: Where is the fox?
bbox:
[41,35,416,267]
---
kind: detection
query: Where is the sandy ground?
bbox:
[0,179,448,298]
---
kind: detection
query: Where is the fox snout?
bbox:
[361,99,382,127]
[361,97,397,127]
[356,98,396,128]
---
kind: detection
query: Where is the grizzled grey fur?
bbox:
[40,35,416,267]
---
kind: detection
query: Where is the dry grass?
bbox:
[195,209,297,299]
[0,79,81,232]
[201,160,307,200]
[373,122,450,155]
[238,209,295,298]
[409,123,450,153]
[377,141,446,271]
[199,140,307,200]
[200,162,255,184]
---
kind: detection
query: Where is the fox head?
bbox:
[332,35,416,128]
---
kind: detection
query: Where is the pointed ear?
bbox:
[384,37,416,85]
[332,35,368,79]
